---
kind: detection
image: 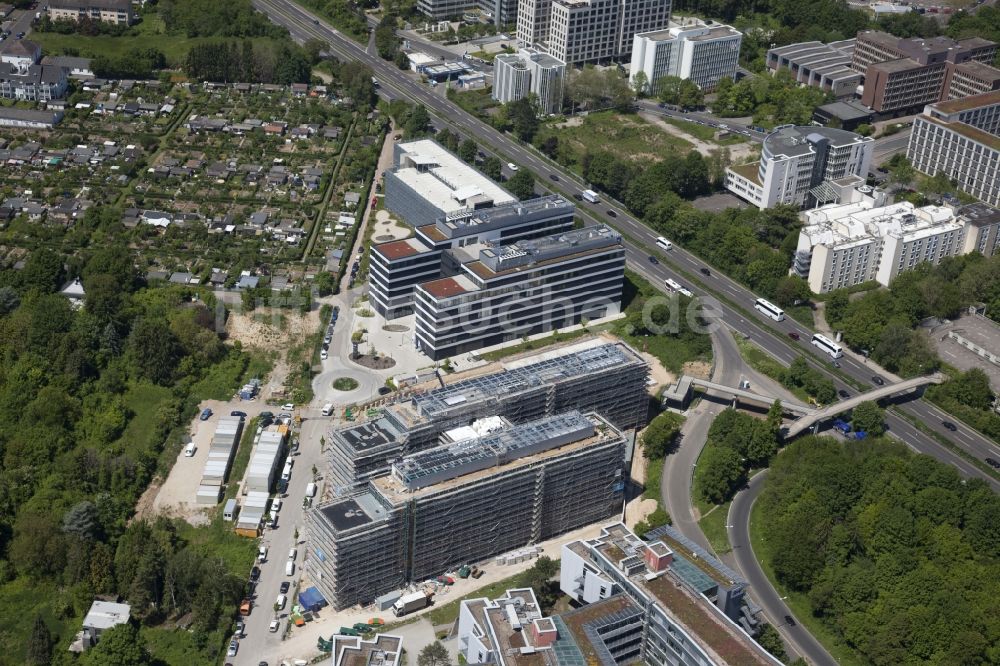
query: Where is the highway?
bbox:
[252,2,1000,662]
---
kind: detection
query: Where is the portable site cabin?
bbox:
[223,498,238,521]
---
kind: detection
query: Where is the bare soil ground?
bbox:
[683,360,713,379]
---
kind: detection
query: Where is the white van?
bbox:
[281,462,292,482]
[288,548,297,561]
[276,593,287,610]
[305,482,317,498]
[321,403,334,417]
[271,498,282,514]
[285,561,295,576]
[184,441,196,457]
[258,546,268,562]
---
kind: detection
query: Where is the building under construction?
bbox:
[325,338,649,495]
[305,410,628,610]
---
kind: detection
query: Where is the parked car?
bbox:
[378,386,392,395]
[321,350,328,360]
[787,332,800,341]
[280,581,290,594]
[281,403,295,411]
[227,640,238,657]
[250,566,260,582]
[230,410,247,419]
[234,620,245,637]
[200,408,213,421]
[269,619,280,633]
[838,389,850,399]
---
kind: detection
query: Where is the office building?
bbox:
[325,338,649,494]
[493,47,566,115]
[520,0,672,65]
[371,195,575,319]
[306,410,629,609]
[560,523,781,665]
[725,126,874,209]
[813,100,875,131]
[413,225,625,359]
[385,140,517,229]
[630,18,742,94]
[906,91,1000,206]
[947,60,1000,100]
[765,40,862,98]
[0,39,67,102]
[793,198,1000,293]
[47,0,134,25]
[479,0,518,26]
[853,31,999,113]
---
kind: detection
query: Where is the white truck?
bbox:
[392,591,432,617]
[581,189,600,203]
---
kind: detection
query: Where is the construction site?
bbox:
[305,411,629,610]
[325,337,650,496]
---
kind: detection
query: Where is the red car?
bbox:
[787,332,800,341]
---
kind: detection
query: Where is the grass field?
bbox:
[425,567,553,626]
[32,17,282,67]
[119,382,174,457]
[536,111,694,174]
[734,337,813,404]
[749,500,867,666]
[0,578,79,665]
[663,117,748,146]
[698,500,732,555]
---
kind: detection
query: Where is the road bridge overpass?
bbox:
[784,373,946,439]
[663,375,817,415]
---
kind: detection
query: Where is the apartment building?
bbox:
[306,410,628,609]
[725,125,874,209]
[765,40,861,98]
[493,47,566,115]
[331,634,403,666]
[385,140,517,229]
[479,0,518,26]
[630,18,742,93]
[325,338,650,494]
[907,91,1000,207]
[560,523,782,665]
[413,225,626,359]
[47,0,134,25]
[0,39,67,102]
[522,0,671,65]
[793,198,1000,293]
[854,31,999,113]
[370,195,574,319]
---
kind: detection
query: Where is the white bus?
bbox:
[656,237,673,251]
[665,279,693,298]
[754,298,785,322]
[582,189,601,203]
[811,333,844,359]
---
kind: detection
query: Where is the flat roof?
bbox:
[953,60,1000,82]
[420,275,471,299]
[728,162,761,185]
[817,100,873,121]
[392,140,516,216]
[764,125,870,159]
[949,313,1000,351]
[318,495,380,532]
[931,89,1000,114]
[375,238,426,260]
[558,595,641,665]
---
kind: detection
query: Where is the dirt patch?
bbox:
[132,477,162,523]
[682,360,712,379]
[555,115,585,128]
[351,354,396,369]
[226,308,318,392]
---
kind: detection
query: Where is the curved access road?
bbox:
[729,472,839,666]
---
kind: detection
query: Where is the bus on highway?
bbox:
[655,237,673,251]
[754,298,785,322]
[811,333,844,359]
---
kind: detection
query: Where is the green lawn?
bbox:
[749,500,868,666]
[536,111,694,174]
[118,382,174,458]
[698,500,732,555]
[734,337,812,403]
[425,566,558,627]
[785,304,815,328]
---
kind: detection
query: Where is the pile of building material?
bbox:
[196,416,244,504]
[495,546,542,566]
[235,428,286,535]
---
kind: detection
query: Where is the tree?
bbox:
[508,96,539,141]
[126,317,182,385]
[458,138,478,163]
[773,275,811,308]
[404,104,430,136]
[83,622,149,666]
[641,411,685,459]
[506,169,536,200]
[481,156,502,181]
[0,285,19,314]
[657,75,684,105]
[20,247,65,294]
[851,400,885,436]
[696,446,746,504]
[631,71,649,97]
[63,500,101,541]
[755,623,788,662]
[417,641,450,666]
[677,79,704,110]
[394,48,409,70]
[25,615,53,666]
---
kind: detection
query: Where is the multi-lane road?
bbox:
[251,2,999,662]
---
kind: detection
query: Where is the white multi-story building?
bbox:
[725,125,874,209]
[906,90,1000,207]
[793,198,1000,293]
[629,18,742,93]
[493,47,566,114]
[520,0,671,65]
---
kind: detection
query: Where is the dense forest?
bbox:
[695,406,781,504]
[0,210,258,662]
[184,40,314,85]
[758,436,1000,665]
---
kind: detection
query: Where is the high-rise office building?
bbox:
[493,47,566,114]
[629,18,742,94]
